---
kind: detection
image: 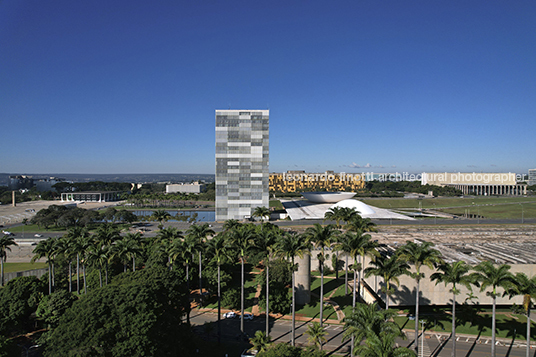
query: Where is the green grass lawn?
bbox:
[360,196,536,220]
[2,262,47,273]
[394,312,536,341]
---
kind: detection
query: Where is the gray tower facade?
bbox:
[215,110,269,221]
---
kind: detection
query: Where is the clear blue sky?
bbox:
[1,0,535,175]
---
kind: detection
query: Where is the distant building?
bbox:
[61,191,123,202]
[166,182,206,194]
[421,172,527,195]
[34,177,65,192]
[270,170,365,193]
[215,110,269,221]
[528,169,536,186]
[9,175,33,190]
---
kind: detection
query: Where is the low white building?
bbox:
[166,182,206,194]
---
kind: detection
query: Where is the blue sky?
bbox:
[1,0,535,175]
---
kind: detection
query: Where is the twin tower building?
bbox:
[215,110,269,221]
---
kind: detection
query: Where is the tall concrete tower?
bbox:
[215,110,269,221]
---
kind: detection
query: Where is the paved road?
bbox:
[191,310,534,357]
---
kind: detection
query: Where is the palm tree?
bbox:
[305,321,328,351]
[228,224,255,333]
[67,227,90,294]
[334,233,352,295]
[186,223,214,303]
[505,272,536,357]
[151,209,171,229]
[365,253,410,310]
[0,235,18,286]
[86,241,109,288]
[253,226,278,336]
[346,216,378,233]
[343,302,399,354]
[252,206,271,223]
[94,223,120,248]
[354,329,416,357]
[397,241,442,355]
[324,207,345,229]
[470,261,516,357]
[31,238,56,294]
[305,223,339,327]
[276,231,311,346]
[430,261,473,357]
[223,219,241,231]
[207,233,230,344]
[249,330,271,353]
[110,234,142,272]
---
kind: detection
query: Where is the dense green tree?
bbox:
[36,290,78,328]
[186,223,214,301]
[0,276,46,336]
[40,267,191,357]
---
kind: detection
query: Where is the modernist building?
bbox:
[61,191,123,202]
[270,170,365,192]
[215,110,269,221]
[422,172,527,195]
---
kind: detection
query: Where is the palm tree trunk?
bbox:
[199,251,203,306]
[526,305,531,357]
[52,262,55,291]
[352,267,357,308]
[357,255,362,300]
[68,261,72,292]
[452,290,456,357]
[240,258,245,333]
[266,263,270,336]
[48,261,52,294]
[415,277,420,356]
[99,266,103,288]
[105,263,108,285]
[132,256,136,272]
[76,254,80,294]
[492,295,496,357]
[345,255,348,295]
[291,261,296,346]
[217,264,221,345]
[320,261,324,327]
[385,280,390,310]
[83,264,87,294]
[1,257,4,287]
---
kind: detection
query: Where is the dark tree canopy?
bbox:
[0,276,46,336]
[41,267,192,357]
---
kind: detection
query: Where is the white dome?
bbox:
[301,192,356,203]
[330,199,376,216]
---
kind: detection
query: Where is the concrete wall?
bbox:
[308,249,534,307]
[4,268,48,285]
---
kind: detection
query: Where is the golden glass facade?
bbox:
[269,171,365,192]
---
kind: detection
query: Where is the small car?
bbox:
[243,313,254,320]
[34,234,43,237]
[223,311,237,319]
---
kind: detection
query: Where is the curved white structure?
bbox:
[330,199,376,216]
[301,192,356,203]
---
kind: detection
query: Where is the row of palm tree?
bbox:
[362,243,536,357]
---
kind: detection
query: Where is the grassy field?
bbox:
[3,262,47,273]
[360,196,536,220]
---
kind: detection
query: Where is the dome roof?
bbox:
[301,192,356,203]
[330,199,376,216]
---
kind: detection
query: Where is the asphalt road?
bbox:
[191,310,535,357]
